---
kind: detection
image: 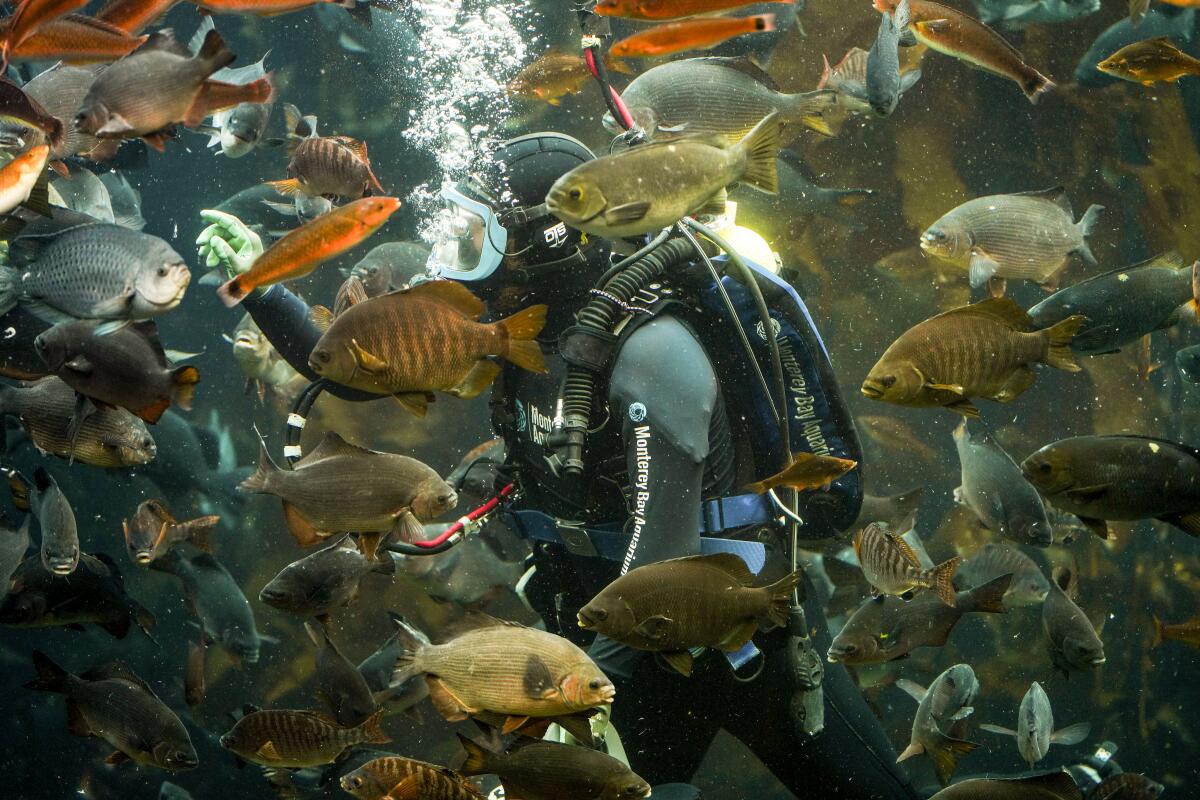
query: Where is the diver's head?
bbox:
[428,132,607,291]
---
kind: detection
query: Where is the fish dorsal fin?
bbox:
[139,29,192,59]
[660,553,754,585]
[1014,186,1072,216]
[308,304,334,333]
[1051,565,1078,600]
[348,138,370,164]
[299,431,376,466]
[938,297,1030,330]
[81,661,154,695]
[334,276,368,316]
[688,56,779,92]
[396,280,485,319]
[886,529,922,568]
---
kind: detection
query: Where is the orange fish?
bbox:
[96,0,182,33]
[595,0,789,21]
[609,14,775,59]
[217,196,401,307]
[874,0,1052,102]
[189,0,361,16]
[2,0,89,68]
[0,144,50,215]
[5,14,147,64]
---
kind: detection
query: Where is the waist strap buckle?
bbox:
[557,521,599,558]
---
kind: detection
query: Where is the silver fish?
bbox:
[979,681,1090,766]
[953,420,1053,547]
[957,542,1050,607]
[896,664,981,786]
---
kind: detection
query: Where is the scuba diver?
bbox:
[196,131,924,799]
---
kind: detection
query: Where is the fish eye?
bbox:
[314,351,331,364]
[880,375,897,388]
[157,265,169,277]
[348,777,362,789]
[142,437,153,449]
[568,187,583,200]
[1037,462,1052,474]
[588,678,603,690]
[591,608,607,621]
[437,494,452,505]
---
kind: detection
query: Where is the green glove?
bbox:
[196,209,265,286]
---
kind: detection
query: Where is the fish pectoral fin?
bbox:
[1076,515,1111,541]
[1050,721,1091,745]
[696,188,728,218]
[603,201,652,225]
[895,678,927,704]
[916,18,952,34]
[633,614,673,643]
[968,249,1001,289]
[280,501,327,548]
[926,382,965,396]
[895,741,924,762]
[948,706,974,721]
[426,676,471,721]
[992,367,1035,403]
[501,715,531,734]
[980,723,1017,737]
[66,393,98,466]
[390,508,425,544]
[254,741,281,762]
[393,392,431,417]
[63,356,93,375]
[449,360,501,399]
[141,130,174,152]
[717,619,758,652]
[65,700,91,737]
[1157,511,1200,537]
[1063,483,1112,503]
[104,750,132,765]
[660,650,693,676]
[97,114,135,136]
[944,397,981,418]
[351,338,388,373]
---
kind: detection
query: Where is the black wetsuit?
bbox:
[240,276,922,800]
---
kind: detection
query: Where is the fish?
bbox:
[0,79,63,150]
[1151,614,1200,649]
[1091,774,1165,799]
[268,103,383,200]
[979,681,1090,766]
[211,183,296,240]
[158,781,196,800]
[605,58,838,143]
[1074,5,1195,86]
[956,542,1049,607]
[184,640,205,707]
[96,0,182,33]
[595,0,791,19]
[25,650,197,770]
[4,14,147,64]
[754,150,875,230]
[308,280,547,413]
[259,535,396,618]
[861,297,1084,418]
[856,487,925,530]
[970,0,1100,30]
[827,574,1010,664]
[398,530,527,608]
[458,735,650,800]
[391,615,615,726]
[130,409,245,519]
[34,320,200,424]
[345,241,430,297]
[121,499,218,566]
[1130,0,1151,24]
[341,755,484,800]
[858,415,936,461]
[193,0,362,15]
[0,551,154,638]
[154,549,264,663]
[1041,566,1105,676]
[548,111,782,239]
[241,432,456,546]
[928,772,1084,799]
[19,63,114,164]
[219,707,389,768]
[1021,435,1200,540]
[11,466,78,575]
[99,171,145,229]
[52,165,115,221]
[0,513,29,596]
[873,0,1054,101]
[578,553,800,676]
[744,451,857,494]
[188,18,277,158]
[854,522,959,605]
[358,617,430,718]
[867,0,913,116]
[895,663,981,785]
[609,14,777,59]
[75,29,273,152]
[1028,253,1198,354]
[0,145,49,217]
[1097,36,1200,84]
[1,0,90,67]
[920,188,1102,291]
[305,620,378,727]
[226,313,305,404]
[1177,343,1200,382]
[953,420,1053,547]
[216,195,400,306]
[0,213,190,332]
[819,46,922,117]
[0,377,157,467]
[507,48,630,106]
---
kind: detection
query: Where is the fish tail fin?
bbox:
[171,365,200,411]
[928,557,960,607]
[196,27,236,73]
[1075,204,1104,264]
[1024,71,1055,104]
[456,733,497,775]
[24,650,70,693]
[962,573,1011,615]
[735,111,784,194]
[216,277,249,308]
[930,736,979,785]
[762,569,801,627]
[498,304,548,373]
[356,707,391,745]
[266,178,302,197]
[389,616,431,686]
[787,89,838,137]
[1042,315,1085,372]
[240,439,279,494]
[185,518,218,554]
[1152,614,1164,648]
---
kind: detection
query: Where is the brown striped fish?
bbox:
[861,297,1084,418]
[308,280,547,415]
[219,707,389,768]
[854,522,959,605]
[268,103,383,199]
[921,187,1103,291]
[874,0,1053,102]
[391,616,615,729]
[341,756,483,800]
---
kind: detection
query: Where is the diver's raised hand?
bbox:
[196,209,264,282]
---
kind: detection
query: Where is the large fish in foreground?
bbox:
[308,280,547,414]
[861,297,1083,417]
[928,772,1084,799]
[854,522,959,605]
[953,419,1053,547]
[219,707,389,768]
[241,431,456,545]
[979,681,1090,767]
[896,663,981,786]
[1041,566,1105,676]
[25,650,197,770]
[578,553,799,676]
[17,63,115,163]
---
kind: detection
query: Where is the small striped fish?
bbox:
[854,522,959,606]
[341,756,483,800]
[218,708,390,768]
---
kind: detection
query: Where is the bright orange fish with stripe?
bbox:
[595,0,789,21]
[610,14,776,59]
[189,0,363,16]
[1,0,89,69]
[217,196,401,307]
[4,14,147,64]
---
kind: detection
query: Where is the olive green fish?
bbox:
[1041,567,1105,676]
[546,112,783,239]
[578,553,799,676]
[341,756,484,800]
[920,188,1103,291]
[861,297,1084,417]
[1098,36,1200,85]
[219,707,389,768]
[854,522,959,605]
[458,736,650,800]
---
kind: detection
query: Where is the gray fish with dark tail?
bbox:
[259,535,395,619]
[357,613,430,719]
[957,542,1050,607]
[867,0,912,116]
[1041,566,1105,676]
[25,467,78,575]
[153,549,264,663]
[25,650,197,770]
[979,681,1090,766]
[896,663,981,786]
[305,620,378,727]
[953,419,1053,547]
